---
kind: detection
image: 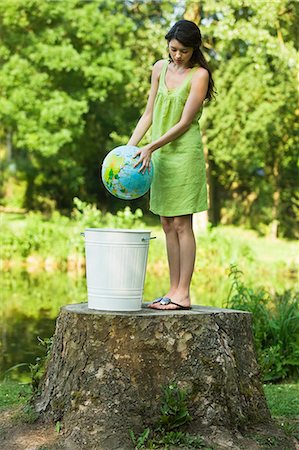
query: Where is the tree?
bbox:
[0,0,176,211]
[185,0,298,237]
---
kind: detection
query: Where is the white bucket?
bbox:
[82,228,153,311]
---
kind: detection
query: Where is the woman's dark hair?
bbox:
[165,20,216,102]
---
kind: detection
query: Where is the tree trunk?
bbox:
[193,210,208,233]
[34,303,272,450]
[6,129,13,161]
[270,159,280,239]
[206,146,221,225]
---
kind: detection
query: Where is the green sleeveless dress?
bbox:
[150,60,208,217]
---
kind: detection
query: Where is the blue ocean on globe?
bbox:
[101,145,154,200]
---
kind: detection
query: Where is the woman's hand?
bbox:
[133,144,153,174]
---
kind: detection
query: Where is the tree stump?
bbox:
[34,303,272,449]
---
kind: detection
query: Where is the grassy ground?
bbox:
[0,381,298,449]
[0,382,31,410]
[263,383,299,419]
[1,381,298,417]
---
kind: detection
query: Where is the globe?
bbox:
[101,145,154,200]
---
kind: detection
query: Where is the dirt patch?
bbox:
[0,406,58,450]
[201,420,299,450]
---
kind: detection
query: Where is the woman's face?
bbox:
[168,39,193,67]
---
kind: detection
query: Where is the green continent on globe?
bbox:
[101,145,153,200]
[103,154,125,191]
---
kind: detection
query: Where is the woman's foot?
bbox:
[157,297,191,310]
[148,289,177,309]
[149,290,191,310]
[159,294,191,310]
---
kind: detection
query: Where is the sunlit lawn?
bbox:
[263,383,299,418]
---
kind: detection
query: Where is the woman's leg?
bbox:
[157,214,195,310]
[149,216,180,309]
[175,214,196,298]
[161,216,181,294]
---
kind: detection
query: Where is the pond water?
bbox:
[1,270,87,382]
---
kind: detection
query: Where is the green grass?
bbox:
[219,226,298,265]
[263,383,299,418]
[0,381,31,410]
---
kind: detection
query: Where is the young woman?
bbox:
[128,20,215,310]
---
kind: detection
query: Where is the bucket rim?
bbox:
[84,228,151,234]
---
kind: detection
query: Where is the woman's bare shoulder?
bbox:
[153,59,166,69]
[193,66,209,80]
[152,59,166,78]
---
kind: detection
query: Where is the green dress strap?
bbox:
[158,60,169,88]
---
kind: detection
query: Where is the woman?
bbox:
[128,20,215,310]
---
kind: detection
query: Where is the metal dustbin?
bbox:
[82,228,154,311]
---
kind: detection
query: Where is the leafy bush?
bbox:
[69,197,145,255]
[158,383,191,431]
[29,337,53,394]
[71,197,143,229]
[226,265,299,381]
[0,198,144,261]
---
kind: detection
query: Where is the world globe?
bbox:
[101,145,154,200]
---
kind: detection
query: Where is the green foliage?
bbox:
[263,384,299,419]
[0,198,144,260]
[14,403,39,424]
[227,264,299,381]
[0,0,297,239]
[70,197,144,256]
[0,381,31,410]
[1,211,66,259]
[279,420,299,440]
[156,431,207,448]
[72,197,143,229]
[1,209,71,260]
[129,383,209,449]
[158,383,192,431]
[29,336,53,394]
[55,420,62,434]
[195,0,298,237]
[130,428,151,449]
[0,0,131,155]
[0,0,176,210]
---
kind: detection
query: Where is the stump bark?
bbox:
[34,303,271,449]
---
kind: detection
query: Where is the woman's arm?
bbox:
[127,60,164,146]
[134,67,209,172]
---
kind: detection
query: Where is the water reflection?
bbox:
[1,270,86,381]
